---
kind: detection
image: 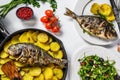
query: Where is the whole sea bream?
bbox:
[8,43,67,68]
[65,8,117,40]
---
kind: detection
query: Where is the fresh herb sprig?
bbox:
[0,0,57,18]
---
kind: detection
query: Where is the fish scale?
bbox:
[8,43,67,68]
[65,8,118,40]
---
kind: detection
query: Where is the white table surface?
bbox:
[0,0,120,80]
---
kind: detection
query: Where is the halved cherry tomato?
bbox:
[45,22,53,29]
[45,10,53,17]
[52,26,60,33]
[50,16,58,23]
[40,16,49,23]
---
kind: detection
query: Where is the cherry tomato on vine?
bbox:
[40,16,49,23]
[45,22,53,29]
[45,10,53,17]
[52,26,60,33]
[50,16,58,23]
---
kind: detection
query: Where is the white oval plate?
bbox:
[73,0,120,45]
[70,46,120,80]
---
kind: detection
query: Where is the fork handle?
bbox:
[110,0,120,31]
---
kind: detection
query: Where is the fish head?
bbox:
[8,44,22,57]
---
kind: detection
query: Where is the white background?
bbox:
[0,0,120,80]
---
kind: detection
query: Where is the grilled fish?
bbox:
[8,43,67,68]
[64,8,117,40]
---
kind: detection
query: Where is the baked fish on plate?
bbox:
[65,8,118,40]
[8,43,67,68]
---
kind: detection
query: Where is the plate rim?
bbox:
[73,0,120,46]
[70,46,120,80]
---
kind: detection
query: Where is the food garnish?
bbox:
[90,3,115,22]
[16,7,33,20]
[41,9,60,33]
[0,0,57,18]
[78,55,119,80]
[1,61,22,80]
[0,30,67,80]
[65,8,117,40]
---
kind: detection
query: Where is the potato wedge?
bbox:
[90,3,100,15]
[0,51,9,58]
[28,67,41,76]
[53,68,63,79]
[43,67,53,80]
[50,42,60,52]
[99,4,112,16]
[38,33,49,43]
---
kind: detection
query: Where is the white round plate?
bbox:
[73,0,120,45]
[70,46,120,80]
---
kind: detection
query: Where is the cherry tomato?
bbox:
[40,16,49,23]
[52,26,60,33]
[45,22,53,29]
[45,10,53,17]
[50,16,58,23]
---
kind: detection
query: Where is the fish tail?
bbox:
[64,8,77,19]
[54,59,67,68]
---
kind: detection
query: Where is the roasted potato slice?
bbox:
[53,68,63,79]
[0,65,4,75]
[43,67,53,80]
[3,41,12,52]
[0,51,9,58]
[31,31,39,42]
[23,73,33,80]
[50,42,60,52]
[38,33,49,43]
[98,3,112,16]
[52,76,59,80]
[11,34,20,44]
[0,58,11,64]
[54,50,63,59]
[28,67,41,76]
[34,74,44,80]
[106,12,115,21]
[14,61,26,67]
[35,41,50,51]
[90,3,100,15]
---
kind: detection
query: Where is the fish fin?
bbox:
[64,8,77,19]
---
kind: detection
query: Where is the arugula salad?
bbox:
[78,55,120,80]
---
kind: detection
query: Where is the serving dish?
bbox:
[0,28,68,80]
[73,0,120,45]
[70,46,120,80]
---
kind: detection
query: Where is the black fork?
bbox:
[110,0,120,32]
